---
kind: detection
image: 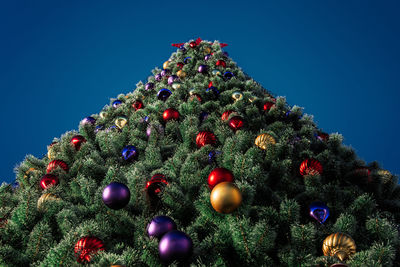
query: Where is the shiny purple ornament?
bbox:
[155,73,162,81]
[147,216,177,238]
[161,69,170,77]
[167,75,178,85]
[157,89,172,101]
[80,116,96,125]
[204,54,212,61]
[122,145,138,161]
[112,100,122,108]
[159,230,193,263]
[309,201,330,224]
[102,182,131,210]
[198,65,208,74]
[145,82,155,91]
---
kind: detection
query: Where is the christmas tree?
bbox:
[0,38,399,266]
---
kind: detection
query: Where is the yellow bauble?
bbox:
[100,111,108,119]
[210,182,242,214]
[115,116,128,129]
[255,133,276,150]
[37,193,60,211]
[163,60,170,69]
[177,70,186,79]
[47,147,56,160]
[322,233,356,261]
[232,91,243,101]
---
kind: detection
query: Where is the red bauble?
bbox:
[71,135,86,151]
[177,62,184,69]
[40,174,59,190]
[207,167,234,190]
[299,159,323,176]
[196,131,216,148]
[263,101,275,112]
[228,116,244,131]
[74,236,105,263]
[189,41,197,48]
[208,81,213,88]
[221,110,234,121]
[132,100,144,111]
[216,60,226,68]
[146,174,168,198]
[163,108,180,122]
[47,160,69,173]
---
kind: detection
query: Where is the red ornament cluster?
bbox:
[207,168,234,190]
[300,159,323,176]
[46,160,69,173]
[74,236,105,263]
[196,131,216,148]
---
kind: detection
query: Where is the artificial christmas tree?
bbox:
[0,38,399,266]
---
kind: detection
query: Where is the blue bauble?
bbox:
[112,100,122,108]
[147,215,177,238]
[159,230,193,263]
[208,150,222,164]
[157,89,172,101]
[223,71,234,80]
[102,182,131,210]
[122,145,138,161]
[206,86,220,96]
[81,116,96,125]
[309,201,330,224]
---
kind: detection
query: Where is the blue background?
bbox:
[1,1,399,184]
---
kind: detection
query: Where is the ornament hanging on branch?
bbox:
[47,160,69,173]
[207,168,234,190]
[263,101,275,112]
[309,201,330,224]
[163,108,180,122]
[216,60,226,68]
[70,135,86,151]
[232,91,243,102]
[102,182,131,210]
[228,116,244,131]
[132,100,143,111]
[196,131,216,148]
[112,100,122,108]
[37,193,60,211]
[255,133,276,150]
[322,233,356,261]
[80,116,96,126]
[122,145,138,162]
[47,141,57,160]
[74,236,105,264]
[146,174,168,198]
[40,174,59,190]
[299,158,323,177]
[221,110,235,121]
[115,116,128,129]
[159,230,193,263]
[145,82,154,91]
[157,89,172,101]
[210,182,242,214]
[147,215,177,238]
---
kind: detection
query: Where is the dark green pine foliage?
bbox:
[0,39,399,266]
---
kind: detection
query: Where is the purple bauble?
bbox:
[204,54,212,61]
[102,182,131,210]
[80,116,96,125]
[167,75,178,85]
[146,124,164,138]
[198,65,208,73]
[159,230,193,262]
[145,82,155,91]
[112,100,122,108]
[155,73,162,81]
[147,216,177,238]
[161,69,170,77]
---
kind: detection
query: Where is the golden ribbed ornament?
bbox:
[322,233,356,261]
[255,133,276,150]
[37,193,61,211]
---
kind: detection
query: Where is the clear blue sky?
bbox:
[1,1,399,183]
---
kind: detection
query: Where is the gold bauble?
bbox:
[322,233,356,261]
[37,193,60,211]
[255,133,276,150]
[163,60,170,69]
[177,70,186,79]
[172,82,182,90]
[203,47,212,54]
[47,147,56,160]
[210,182,242,214]
[232,91,243,101]
[100,111,108,119]
[115,116,128,129]
[377,169,392,184]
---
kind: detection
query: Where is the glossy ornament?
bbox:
[221,110,234,121]
[47,160,69,173]
[189,41,197,48]
[168,75,179,85]
[146,174,168,198]
[163,108,180,122]
[40,174,59,190]
[176,62,184,69]
[81,116,96,125]
[37,193,60,211]
[208,167,234,190]
[155,73,162,81]
[99,111,108,119]
[159,230,193,262]
[322,233,356,261]
[223,71,234,80]
[198,65,208,73]
[71,135,86,150]
[309,201,330,224]
[228,116,244,131]
[196,131,216,148]
[204,54,212,61]
[232,91,243,101]
[300,158,323,176]
[157,89,172,101]
[74,236,105,263]
[115,116,128,129]
[145,82,155,91]
[206,86,220,96]
[172,82,182,90]
[263,101,275,112]
[147,215,176,238]
[216,60,226,68]
[255,133,276,150]
[47,142,57,160]
[177,70,186,79]
[161,69,170,77]
[210,182,242,214]
[102,182,131,210]
[212,69,222,76]
[112,100,122,108]
[163,60,170,69]
[132,100,143,111]
[95,125,104,133]
[122,145,138,161]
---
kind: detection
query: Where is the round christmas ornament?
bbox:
[184,57,191,64]
[377,169,392,184]
[161,69,170,77]
[146,124,164,138]
[163,108,180,122]
[159,230,193,263]
[208,167,234,190]
[47,160,69,173]
[99,111,108,119]
[221,110,234,121]
[204,54,212,61]
[189,41,197,48]
[155,73,162,81]
[80,116,96,125]
[322,233,356,261]
[216,60,226,68]
[255,133,276,150]
[212,69,222,76]
[210,182,242,214]
[74,236,105,263]
[47,142,57,160]
[146,174,168,198]
[163,60,170,69]
[102,182,131,210]
[223,71,234,80]
[122,145,138,161]
[112,100,122,108]
[172,82,182,90]
[208,150,222,164]
[198,65,208,74]
[309,201,330,224]
[157,89,172,101]
[115,116,128,129]
[177,70,186,79]
[228,116,244,131]
[40,174,59,190]
[176,62,184,69]
[132,100,143,111]
[196,131,216,148]
[147,215,177,238]
[145,82,155,91]
[106,125,121,133]
[299,158,323,176]
[232,91,243,101]
[263,101,276,112]
[168,75,179,85]
[37,193,60,211]
[71,135,86,150]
